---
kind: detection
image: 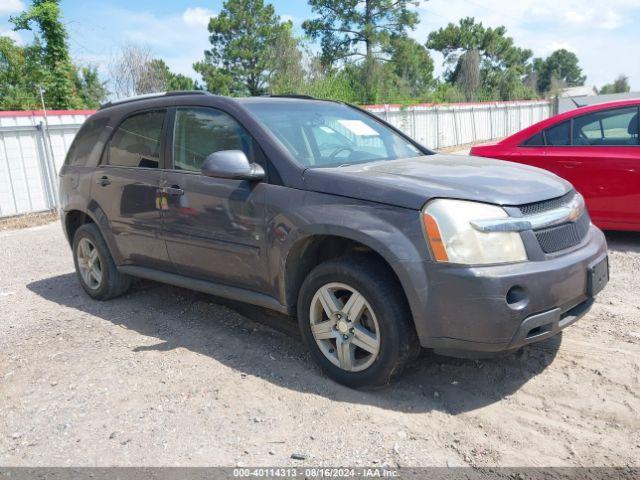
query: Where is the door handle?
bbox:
[163,186,184,196]
[96,176,111,186]
[560,161,581,168]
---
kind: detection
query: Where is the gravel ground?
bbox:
[1,222,639,467]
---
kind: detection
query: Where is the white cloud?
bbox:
[68,6,213,83]
[565,7,627,30]
[0,0,24,16]
[182,7,214,29]
[601,10,626,29]
[281,14,296,25]
[416,0,634,32]
[0,28,22,44]
[565,10,593,24]
[414,0,640,89]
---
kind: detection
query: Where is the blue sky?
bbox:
[1,0,639,91]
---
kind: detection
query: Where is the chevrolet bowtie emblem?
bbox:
[471,192,586,233]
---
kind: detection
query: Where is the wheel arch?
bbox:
[64,209,96,246]
[62,202,122,265]
[281,226,421,322]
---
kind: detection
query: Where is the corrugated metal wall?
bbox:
[0,111,91,218]
[366,100,552,149]
[0,100,551,218]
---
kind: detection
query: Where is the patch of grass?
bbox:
[0,210,59,231]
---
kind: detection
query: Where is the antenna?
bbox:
[569,97,586,108]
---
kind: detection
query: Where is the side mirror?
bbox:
[201,150,265,181]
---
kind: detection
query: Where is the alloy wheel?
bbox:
[76,238,103,290]
[309,282,381,372]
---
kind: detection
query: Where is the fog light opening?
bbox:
[506,285,529,309]
[526,324,551,339]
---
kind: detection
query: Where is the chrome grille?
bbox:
[517,191,575,216]
[535,212,590,253]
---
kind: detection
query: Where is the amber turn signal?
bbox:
[422,213,449,262]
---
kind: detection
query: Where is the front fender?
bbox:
[264,187,431,333]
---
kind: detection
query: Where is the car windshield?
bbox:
[241,100,424,167]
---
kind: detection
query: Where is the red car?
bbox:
[470,99,640,231]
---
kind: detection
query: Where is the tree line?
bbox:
[0,0,632,110]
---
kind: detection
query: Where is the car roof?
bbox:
[552,98,640,121]
[235,96,336,105]
[98,91,214,110]
[500,98,640,146]
[98,91,338,111]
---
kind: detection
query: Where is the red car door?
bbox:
[542,106,640,230]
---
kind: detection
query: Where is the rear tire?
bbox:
[72,223,131,300]
[297,256,419,389]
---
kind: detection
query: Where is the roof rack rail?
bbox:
[99,90,211,110]
[267,94,317,100]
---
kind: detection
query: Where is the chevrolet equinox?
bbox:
[59,92,609,388]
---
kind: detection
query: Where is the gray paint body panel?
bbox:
[303,154,572,209]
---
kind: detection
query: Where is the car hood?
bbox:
[302,154,572,210]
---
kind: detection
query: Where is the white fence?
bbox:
[367,100,552,149]
[0,100,552,218]
[0,110,92,218]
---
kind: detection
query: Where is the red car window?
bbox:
[572,107,639,146]
[545,121,571,146]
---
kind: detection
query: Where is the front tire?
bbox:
[72,223,131,300]
[297,256,419,388]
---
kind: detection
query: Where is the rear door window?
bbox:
[572,107,639,146]
[107,110,166,168]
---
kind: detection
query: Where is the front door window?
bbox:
[172,107,255,172]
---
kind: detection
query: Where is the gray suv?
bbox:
[59,92,609,388]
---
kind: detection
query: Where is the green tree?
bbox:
[430,82,465,103]
[351,58,408,103]
[10,0,82,109]
[110,44,166,97]
[110,44,198,98]
[148,59,200,91]
[266,23,305,95]
[534,49,585,94]
[427,17,533,100]
[303,0,421,103]
[0,36,41,109]
[2,0,108,110]
[302,55,360,102]
[303,0,420,67]
[75,66,108,108]
[451,49,480,100]
[387,36,434,99]
[194,0,292,96]
[600,74,630,95]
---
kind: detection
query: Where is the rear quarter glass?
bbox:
[65,116,109,166]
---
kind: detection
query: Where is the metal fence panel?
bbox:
[0,102,551,218]
[365,100,551,149]
[0,110,91,218]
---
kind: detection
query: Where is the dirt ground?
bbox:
[1,221,639,467]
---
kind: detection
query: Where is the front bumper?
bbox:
[410,225,608,353]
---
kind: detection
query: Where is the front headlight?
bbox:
[422,199,527,265]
